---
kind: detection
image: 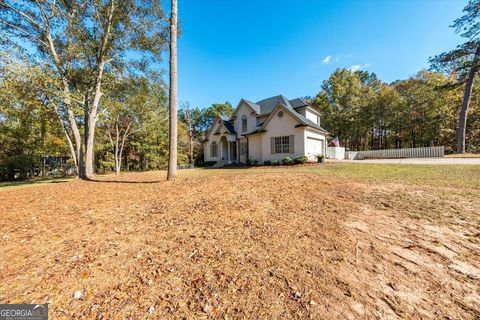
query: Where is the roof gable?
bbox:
[257,103,302,131]
[231,99,260,117]
[257,103,328,133]
[204,116,236,139]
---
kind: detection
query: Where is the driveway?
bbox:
[339,157,480,165]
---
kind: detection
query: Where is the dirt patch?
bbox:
[0,170,479,319]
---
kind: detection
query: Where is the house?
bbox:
[203,95,328,165]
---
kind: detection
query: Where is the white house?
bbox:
[203,95,328,165]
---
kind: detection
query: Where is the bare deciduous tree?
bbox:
[0,0,168,178]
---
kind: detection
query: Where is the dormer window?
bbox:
[241,115,247,133]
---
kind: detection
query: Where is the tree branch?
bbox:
[0,2,42,29]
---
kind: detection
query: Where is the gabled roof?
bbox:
[255,95,292,114]
[289,98,309,108]
[242,99,261,114]
[204,115,236,140]
[232,95,311,117]
[253,102,327,134]
[207,95,327,137]
[222,119,236,134]
[232,99,261,116]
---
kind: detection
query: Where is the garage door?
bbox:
[306,137,323,160]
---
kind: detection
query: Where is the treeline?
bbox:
[311,69,479,152]
[0,58,232,181]
[0,61,175,181]
[1,0,479,181]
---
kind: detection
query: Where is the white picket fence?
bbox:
[350,146,444,160]
[326,147,345,160]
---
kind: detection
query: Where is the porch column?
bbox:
[236,139,239,161]
[227,141,231,161]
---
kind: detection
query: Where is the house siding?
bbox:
[305,110,319,125]
[233,102,257,137]
[248,135,262,163]
[296,107,320,125]
[261,109,305,162]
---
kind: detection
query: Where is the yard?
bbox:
[1,163,479,319]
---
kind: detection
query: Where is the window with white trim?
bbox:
[210,141,218,157]
[241,115,247,133]
[271,136,293,154]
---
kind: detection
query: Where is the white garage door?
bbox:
[306,137,323,160]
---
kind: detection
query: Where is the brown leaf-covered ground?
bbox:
[1,165,479,319]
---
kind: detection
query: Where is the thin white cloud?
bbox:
[322,56,332,64]
[349,63,370,71]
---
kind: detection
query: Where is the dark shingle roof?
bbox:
[255,95,291,114]
[289,98,309,108]
[226,95,328,135]
[242,99,261,114]
[222,120,236,134]
[277,103,327,132]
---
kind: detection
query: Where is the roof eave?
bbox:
[242,130,266,136]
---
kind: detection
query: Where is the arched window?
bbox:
[210,141,218,157]
[241,115,247,133]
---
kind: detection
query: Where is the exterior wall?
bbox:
[204,137,221,162]
[238,137,248,163]
[293,107,320,125]
[304,129,327,160]
[305,109,319,125]
[248,135,262,163]
[260,109,305,162]
[233,102,258,137]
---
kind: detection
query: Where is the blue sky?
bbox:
[174,0,466,108]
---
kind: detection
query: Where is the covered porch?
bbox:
[219,135,237,163]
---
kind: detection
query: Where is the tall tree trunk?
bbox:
[55,108,78,174]
[45,21,84,177]
[457,44,480,153]
[63,81,84,176]
[84,62,106,178]
[167,0,178,180]
[84,111,97,178]
[83,0,114,178]
[189,132,193,164]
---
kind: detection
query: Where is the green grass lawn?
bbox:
[179,163,480,190]
[445,153,480,158]
[308,163,480,189]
